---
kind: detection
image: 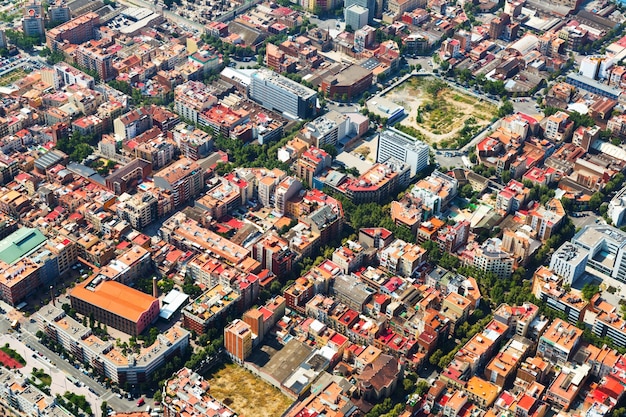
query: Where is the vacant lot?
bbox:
[207,363,292,417]
[385,77,497,148]
[0,68,27,87]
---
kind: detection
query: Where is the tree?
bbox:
[589,192,603,212]
[101,401,108,417]
[429,349,443,366]
[497,100,514,117]
[581,283,600,301]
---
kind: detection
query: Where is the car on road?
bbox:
[137,398,145,407]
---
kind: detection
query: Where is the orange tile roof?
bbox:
[71,279,158,322]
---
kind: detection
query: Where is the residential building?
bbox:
[224,319,253,363]
[250,69,317,119]
[527,198,566,241]
[46,12,99,50]
[469,238,514,279]
[174,81,218,124]
[544,111,574,142]
[47,0,70,24]
[593,311,626,348]
[105,159,152,195]
[545,364,590,411]
[496,180,529,213]
[182,284,240,334]
[252,232,295,277]
[153,158,204,207]
[295,147,331,188]
[37,305,189,384]
[116,192,159,230]
[538,319,582,364]
[114,108,153,141]
[22,0,45,38]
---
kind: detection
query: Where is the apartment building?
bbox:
[301,111,351,148]
[295,147,331,188]
[224,319,253,363]
[538,319,582,364]
[46,12,99,50]
[174,81,218,124]
[116,192,158,229]
[153,158,204,207]
[182,284,240,334]
[37,305,189,384]
[114,107,153,141]
[252,231,295,277]
[22,0,45,37]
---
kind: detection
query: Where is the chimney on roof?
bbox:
[153,277,158,299]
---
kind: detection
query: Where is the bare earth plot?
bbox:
[207,363,292,417]
[385,77,497,147]
[0,69,27,87]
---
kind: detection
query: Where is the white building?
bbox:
[250,69,317,119]
[377,129,429,177]
[572,225,626,283]
[345,4,369,30]
[608,185,626,227]
[549,242,589,285]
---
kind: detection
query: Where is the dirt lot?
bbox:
[0,69,27,87]
[207,363,292,417]
[385,77,497,145]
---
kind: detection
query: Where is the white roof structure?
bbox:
[160,289,189,320]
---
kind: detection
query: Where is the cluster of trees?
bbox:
[326,194,416,243]
[39,47,65,65]
[5,29,41,51]
[588,172,626,213]
[497,100,514,117]
[214,134,292,173]
[184,329,224,371]
[421,240,460,269]
[56,392,92,417]
[182,275,202,298]
[430,312,493,369]
[56,131,97,162]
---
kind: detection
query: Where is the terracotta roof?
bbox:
[71,279,158,322]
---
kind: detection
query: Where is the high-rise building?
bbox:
[22,0,45,38]
[47,0,70,24]
[345,0,375,23]
[224,319,253,363]
[250,69,317,119]
[376,129,429,177]
[345,4,369,30]
[46,12,99,51]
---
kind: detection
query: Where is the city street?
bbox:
[0,301,139,415]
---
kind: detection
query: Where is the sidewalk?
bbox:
[0,334,104,417]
